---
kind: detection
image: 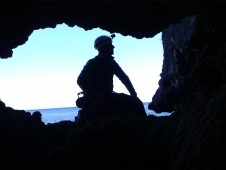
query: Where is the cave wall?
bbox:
[149,12,226,113]
[0,1,218,58]
[148,15,198,112]
[2,2,226,170]
[144,12,226,170]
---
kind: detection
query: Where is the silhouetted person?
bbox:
[77,34,146,119]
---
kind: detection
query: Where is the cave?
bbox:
[1,1,226,170]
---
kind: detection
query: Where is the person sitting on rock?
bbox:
[76,34,146,119]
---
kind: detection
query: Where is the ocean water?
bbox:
[27,103,171,124]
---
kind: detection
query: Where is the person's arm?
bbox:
[113,60,137,97]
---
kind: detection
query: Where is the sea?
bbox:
[26,102,171,124]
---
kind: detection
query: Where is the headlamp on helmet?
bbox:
[94,34,115,50]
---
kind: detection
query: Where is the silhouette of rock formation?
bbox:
[1,1,226,170]
[0,1,217,59]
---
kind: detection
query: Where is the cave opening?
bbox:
[0,23,164,123]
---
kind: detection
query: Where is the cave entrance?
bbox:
[0,23,163,122]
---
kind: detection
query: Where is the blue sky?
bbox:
[0,24,163,110]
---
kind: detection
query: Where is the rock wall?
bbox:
[1,2,226,170]
[149,13,226,113]
[147,12,226,170]
[0,1,215,58]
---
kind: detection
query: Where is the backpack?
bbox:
[75,92,92,109]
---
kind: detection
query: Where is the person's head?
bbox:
[94,34,115,57]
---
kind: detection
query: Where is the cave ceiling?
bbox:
[0,1,223,59]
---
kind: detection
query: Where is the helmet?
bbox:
[94,34,115,50]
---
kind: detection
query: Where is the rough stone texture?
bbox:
[1,1,226,170]
[148,11,226,170]
[149,15,198,112]
[149,13,226,112]
[0,1,217,58]
[0,100,149,170]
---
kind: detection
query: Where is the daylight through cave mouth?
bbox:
[0,24,163,113]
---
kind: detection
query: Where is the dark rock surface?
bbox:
[1,1,226,170]
[148,10,226,170]
[0,100,150,170]
[149,14,226,112]
[0,1,221,58]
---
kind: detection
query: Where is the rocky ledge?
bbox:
[1,2,226,170]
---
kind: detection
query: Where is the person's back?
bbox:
[77,55,115,99]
